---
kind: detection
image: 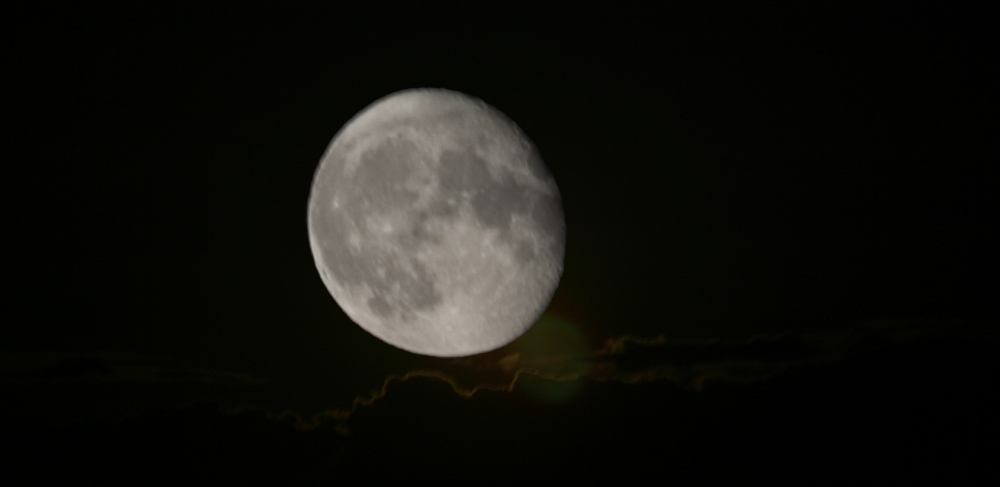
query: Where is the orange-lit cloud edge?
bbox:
[265,319,947,431]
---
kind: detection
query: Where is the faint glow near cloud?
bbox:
[506,314,591,403]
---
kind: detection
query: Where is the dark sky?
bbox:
[4,2,996,484]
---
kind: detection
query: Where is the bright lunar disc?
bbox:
[307,88,565,357]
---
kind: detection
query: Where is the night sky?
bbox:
[5,2,996,484]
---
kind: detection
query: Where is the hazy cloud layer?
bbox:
[4,319,993,484]
[1,318,974,430]
[0,352,264,385]
[292,318,964,429]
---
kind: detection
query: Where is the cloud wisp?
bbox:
[290,322,894,430]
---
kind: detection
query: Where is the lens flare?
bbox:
[511,314,590,402]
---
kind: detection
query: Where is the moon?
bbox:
[307,88,565,357]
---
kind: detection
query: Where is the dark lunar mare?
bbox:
[436,147,560,266]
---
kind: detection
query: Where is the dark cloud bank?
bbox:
[4,322,995,485]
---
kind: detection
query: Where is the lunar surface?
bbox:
[307,88,565,357]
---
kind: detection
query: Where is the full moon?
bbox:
[307,88,565,357]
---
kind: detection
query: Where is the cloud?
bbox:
[479,329,848,392]
[293,369,532,429]
[291,318,975,431]
[287,330,820,429]
[0,352,265,385]
[6,319,990,484]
